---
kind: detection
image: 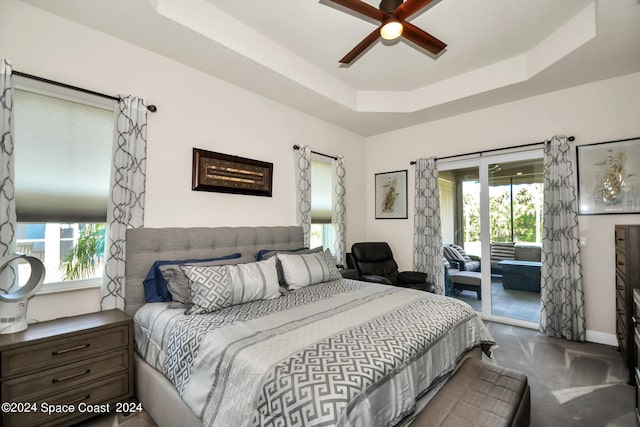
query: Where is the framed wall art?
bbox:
[192,148,273,197]
[375,170,408,219]
[576,137,640,214]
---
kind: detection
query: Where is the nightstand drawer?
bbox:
[1,325,129,378]
[2,349,129,401]
[2,372,130,427]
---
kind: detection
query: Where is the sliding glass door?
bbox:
[439,150,542,328]
[487,155,543,325]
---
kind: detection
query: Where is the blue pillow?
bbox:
[143,253,241,302]
[255,247,309,261]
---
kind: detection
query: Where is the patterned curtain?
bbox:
[332,155,346,264]
[540,135,585,341]
[413,158,444,294]
[296,145,312,247]
[101,96,147,310]
[0,59,17,292]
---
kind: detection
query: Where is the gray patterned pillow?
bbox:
[159,255,255,306]
[450,244,472,261]
[321,249,342,281]
[491,242,516,261]
[277,251,337,290]
[183,257,280,314]
[443,245,466,262]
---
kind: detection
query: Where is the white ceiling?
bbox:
[19,0,640,136]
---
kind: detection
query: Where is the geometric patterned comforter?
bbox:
[134,279,494,427]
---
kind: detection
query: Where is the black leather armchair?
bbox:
[347,242,435,293]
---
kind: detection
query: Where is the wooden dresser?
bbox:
[0,309,133,427]
[633,289,640,423]
[615,225,640,385]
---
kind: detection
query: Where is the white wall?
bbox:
[0,0,367,321]
[365,72,640,340]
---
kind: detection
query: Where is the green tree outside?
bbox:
[462,183,542,244]
[60,224,106,280]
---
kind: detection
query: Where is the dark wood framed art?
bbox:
[192,148,273,197]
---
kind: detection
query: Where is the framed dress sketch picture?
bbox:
[375,170,408,219]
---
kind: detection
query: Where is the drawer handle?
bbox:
[52,369,90,383]
[618,262,625,266]
[52,343,90,356]
[67,394,91,406]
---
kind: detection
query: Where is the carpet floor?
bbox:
[79,322,637,427]
[487,321,636,427]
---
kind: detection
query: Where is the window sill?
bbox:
[36,277,102,295]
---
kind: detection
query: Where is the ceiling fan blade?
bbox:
[394,0,435,20]
[327,0,387,22]
[401,21,446,54]
[340,28,381,64]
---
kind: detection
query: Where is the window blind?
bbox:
[311,159,332,224]
[13,89,114,222]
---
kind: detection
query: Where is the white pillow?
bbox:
[182,257,280,314]
[277,252,336,290]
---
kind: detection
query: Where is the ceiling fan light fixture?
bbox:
[380,18,403,40]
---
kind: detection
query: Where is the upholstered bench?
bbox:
[411,358,530,427]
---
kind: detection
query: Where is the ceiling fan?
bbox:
[327,0,447,64]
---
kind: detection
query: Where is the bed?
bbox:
[124,226,494,427]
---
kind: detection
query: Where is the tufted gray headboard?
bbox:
[124,226,304,316]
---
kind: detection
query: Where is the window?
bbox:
[488,159,543,244]
[13,80,114,288]
[310,159,336,249]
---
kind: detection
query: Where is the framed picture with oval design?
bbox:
[375,170,408,219]
[576,137,640,215]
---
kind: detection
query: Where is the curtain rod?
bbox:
[409,136,575,165]
[13,70,157,113]
[292,144,337,161]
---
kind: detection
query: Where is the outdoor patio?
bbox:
[451,276,541,323]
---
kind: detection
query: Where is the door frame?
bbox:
[438,148,543,329]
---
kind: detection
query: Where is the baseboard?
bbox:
[586,330,618,347]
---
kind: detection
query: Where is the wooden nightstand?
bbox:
[0,309,133,427]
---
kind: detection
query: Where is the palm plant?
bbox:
[60,224,106,280]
